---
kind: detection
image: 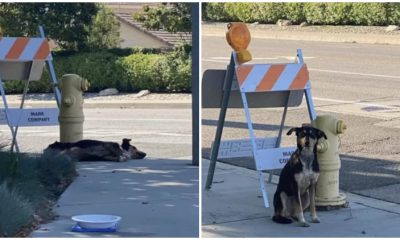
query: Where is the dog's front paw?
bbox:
[299,221,310,227]
[311,217,320,223]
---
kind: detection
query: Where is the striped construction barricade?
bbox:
[0,26,61,152]
[204,49,317,208]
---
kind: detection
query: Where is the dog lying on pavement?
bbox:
[44,138,146,162]
[272,125,327,227]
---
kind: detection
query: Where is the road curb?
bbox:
[6,101,191,109]
[202,23,400,45]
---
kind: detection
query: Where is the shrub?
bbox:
[350,3,387,26]
[304,3,328,25]
[284,3,306,24]
[3,47,191,94]
[119,53,167,91]
[224,3,258,23]
[203,3,232,22]
[163,45,192,92]
[325,3,354,25]
[0,152,76,237]
[205,2,400,26]
[0,183,34,237]
[37,153,77,196]
[256,3,286,23]
[118,44,192,92]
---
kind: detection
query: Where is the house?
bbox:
[106,3,192,49]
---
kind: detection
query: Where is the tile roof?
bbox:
[108,3,192,48]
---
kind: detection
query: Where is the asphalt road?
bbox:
[202,36,400,203]
[0,108,192,159]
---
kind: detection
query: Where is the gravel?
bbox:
[5,93,192,103]
[203,22,400,36]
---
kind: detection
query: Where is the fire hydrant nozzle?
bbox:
[62,97,74,106]
[337,120,347,134]
[316,140,329,153]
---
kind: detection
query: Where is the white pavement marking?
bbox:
[85,118,190,122]
[9,128,191,138]
[203,59,230,63]
[314,97,399,109]
[278,56,316,60]
[203,56,316,63]
[309,68,400,80]
[204,57,399,80]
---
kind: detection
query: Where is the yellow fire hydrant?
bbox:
[312,114,347,208]
[59,74,89,143]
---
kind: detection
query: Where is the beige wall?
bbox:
[119,21,169,49]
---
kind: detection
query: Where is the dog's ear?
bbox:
[317,130,327,139]
[287,127,298,136]
[122,138,131,143]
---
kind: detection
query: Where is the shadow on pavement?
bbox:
[32,157,199,238]
[202,119,292,131]
[202,148,400,203]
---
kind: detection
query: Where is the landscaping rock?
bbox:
[277,19,292,27]
[386,25,399,32]
[300,22,309,27]
[99,88,119,96]
[135,90,151,98]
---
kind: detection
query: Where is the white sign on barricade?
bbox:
[0,108,59,127]
[255,147,297,170]
[214,137,278,159]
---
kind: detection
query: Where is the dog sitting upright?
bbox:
[44,138,146,162]
[272,125,327,227]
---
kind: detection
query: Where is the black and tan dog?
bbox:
[272,125,327,227]
[44,138,146,162]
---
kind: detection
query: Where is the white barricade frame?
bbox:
[205,49,317,208]
[0,26,61,152]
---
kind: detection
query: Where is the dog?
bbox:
[44,138,146,162]
[272,125,327,227]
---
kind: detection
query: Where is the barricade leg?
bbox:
[205,56,236,189]
[10,79,30,151]
[275,91,291,148]
[240,91,270,207]
[305,88,317,121]
[0,77,19,152]
[257,171,269,208]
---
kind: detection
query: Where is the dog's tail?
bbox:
[272,215,293,224]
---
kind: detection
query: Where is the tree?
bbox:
[85,4,121,50]
[0,3,98,50]
[133,3,192,33]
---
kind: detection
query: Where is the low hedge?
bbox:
[4,45,192,94]
[203,2,400,26]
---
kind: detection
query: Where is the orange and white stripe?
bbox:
[0,37,51,61]
[236,63,310,93]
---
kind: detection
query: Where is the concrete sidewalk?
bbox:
[202,159,400,237]
[31,157,199,237]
